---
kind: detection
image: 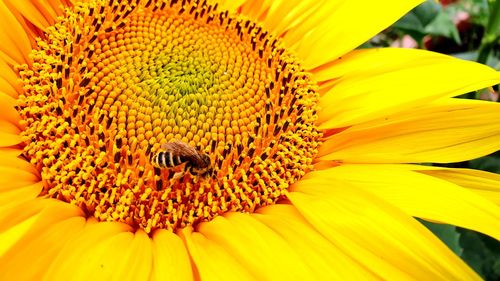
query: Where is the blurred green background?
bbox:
[364,0,500,279]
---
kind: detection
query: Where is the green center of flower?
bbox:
[16,0,321,233]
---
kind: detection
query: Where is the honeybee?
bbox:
[152,140,212,179]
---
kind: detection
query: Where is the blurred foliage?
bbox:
[450,0,491,27]
[367,0,499,69]
[458,228,500,280]
[393,1,461,44]
[419,220,463,256]
[469,152,500,173]
[366,0,500,279]
[419,221,500,280]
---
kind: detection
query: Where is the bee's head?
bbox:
[191,154,212,176]
[200,154,213,177]
[200,153,211,168]
[200,167,214,177]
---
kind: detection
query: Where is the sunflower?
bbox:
[1,0,499,279]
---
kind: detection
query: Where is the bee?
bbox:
[152,140,212,179]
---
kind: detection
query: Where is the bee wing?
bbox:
[161,141,198,158]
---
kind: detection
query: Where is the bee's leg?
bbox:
[171,172,184,181]
[171,163,191,181]
[202,167,214,177]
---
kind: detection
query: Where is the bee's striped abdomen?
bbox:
[154,151,184,168]
[152,152,165,168]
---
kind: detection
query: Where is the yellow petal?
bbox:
[180,227,257,281]
[42,221,134,281]
[317,49,500,129]
[0,57,22,96]
[45,0,70,16]
[218,0,246,12]
[319,98,500,163]
[151,230,194,281]
[112,230,153,281]
[0,119,20,135]
[390,164,500,205]
[254,204,378,280]
[0,131,22,147]
[0,182,42,207]
[0,150,37,174]
[0,211,38,257]
[0,148,26,180]
[262,0,324,37]
[418,168,500,205]
[282,1,423,69]
[303,164,500,240]
[0,164,39,192]
[0,76,19,97]
[0,199,83,275]
[0,92,21,127]
[0,41,25,67]
[68,232,135,281]
[0,82,22,131]
[0,1,32,64]
[239,0,272,21]
[0,147,23,158]
[198,212,314,281]
[0,1,38,46]
[288,184,480,280]
[4,0,51,31]
[29,0,59,22]
[0,216,85,281]
[0,198,46,234]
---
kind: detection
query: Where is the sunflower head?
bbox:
[16,0,321,233]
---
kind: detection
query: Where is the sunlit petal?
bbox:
[180,227,257,281]
[0,200,84,280]
[284,1,423,69]
[289,182,481,280]
[239,0,272,21]
[254,204,378,280]
[198,212,314,280]
[151,230,194,281]
[218,0,246,12]
[0,1,33,64]
[0,182,42,207]
[320,99,500,163]
[4,0,52,30]
[42,220,134,281]
[418,167,500,205]
[303,165,500,240]
[0,92,21,127]
[0,216,85,281]
[317,49,500,129]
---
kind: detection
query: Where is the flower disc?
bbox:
[17,0,321,233]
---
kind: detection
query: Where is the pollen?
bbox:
[16,0,321,233]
